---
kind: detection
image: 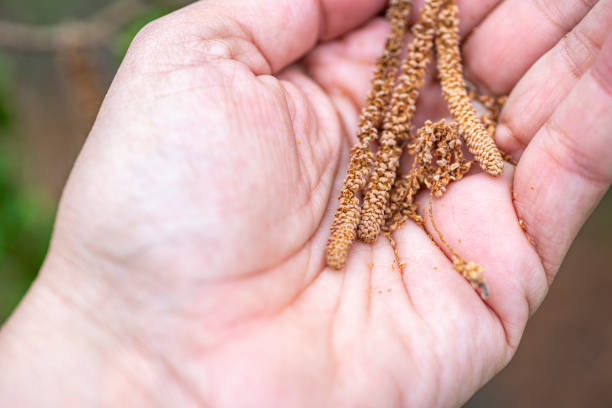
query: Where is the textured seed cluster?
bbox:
[326,0,508,298]
[358,0,445,244]
[326,0,412,270]
[436,2,504,176]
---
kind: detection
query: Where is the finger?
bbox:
[317,183,514,397]
[305,0,503,135]
[127,0,388,75]
[414,168,548,348]
[495,0,612,157]
[463,0,596,94]
[513,31,612,281]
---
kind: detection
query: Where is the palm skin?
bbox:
[2,0,611,407]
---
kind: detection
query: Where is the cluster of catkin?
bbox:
[326,0,507,298]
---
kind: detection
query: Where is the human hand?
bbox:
[1,0,610,406]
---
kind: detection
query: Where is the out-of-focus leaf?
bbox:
[0,153,53,322]
[0,55,14,131]
[0,56,54,323]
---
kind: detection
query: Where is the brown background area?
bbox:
[467,192,612,407]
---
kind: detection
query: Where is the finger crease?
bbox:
[498,116,528,153]
[560,27,602,79]
[533,0,582,34]
[227,16,274,74]
[543,117,611,186]
[591,63,612,99]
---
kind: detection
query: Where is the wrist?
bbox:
[0,252,156,405]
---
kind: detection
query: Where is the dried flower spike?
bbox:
[326,0,412,270]
[467,85,518,166]
[383,119,471,232]
[325,0,503,299]
[358,0,445,244]
[436,0,504,176]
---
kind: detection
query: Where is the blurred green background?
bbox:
[0,1,610,406]
[0,51,54,322]
[0,0,183,323]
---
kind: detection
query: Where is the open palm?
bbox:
[17,0,611,406]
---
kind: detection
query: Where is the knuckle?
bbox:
[129,18,166,53]
[559,29,597,79]
[543,117,611,185]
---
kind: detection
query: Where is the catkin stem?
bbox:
[428,191,489,299]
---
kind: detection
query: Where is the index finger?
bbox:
[129,0,386,75]
[130,0,503,76]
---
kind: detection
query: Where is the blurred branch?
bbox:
[0,0,190,52]
[0,0,190,134]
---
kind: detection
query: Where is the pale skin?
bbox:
[1,0,611,406]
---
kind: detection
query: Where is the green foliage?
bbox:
[0,58,54,324]
[0,57,11,131]
[0,3,181,325]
